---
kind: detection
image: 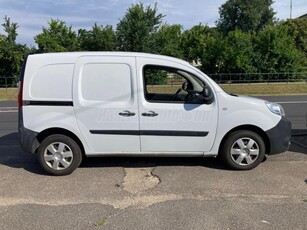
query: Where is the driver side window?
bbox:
[143,65,205,103]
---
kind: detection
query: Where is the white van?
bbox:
[18,52,291,175]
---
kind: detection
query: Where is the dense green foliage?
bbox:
[152,24,183,58]
[116,3,164,52]
[283,19,307,58]
[0,1,306,87]
[35,19,78,52]
[181,24,214,63]
[0,16,29,86]
[78,24,116,51]
[217,0,275,33]
[254,25,305,75]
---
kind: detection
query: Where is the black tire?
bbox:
[220,130,265,170]
[37,134,82,176]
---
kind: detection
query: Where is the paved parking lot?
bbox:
[0,96,306,230]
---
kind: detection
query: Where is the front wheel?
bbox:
[220,130,265,170]
[37,134,82,176]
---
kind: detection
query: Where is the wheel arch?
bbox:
[218,125,270,156]
[36,128,85,156]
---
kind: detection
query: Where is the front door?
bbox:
[137,57,218,153]
[73,56,140,154]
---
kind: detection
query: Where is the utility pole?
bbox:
[290,0,293,19]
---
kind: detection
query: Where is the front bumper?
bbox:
[266,117,292,155]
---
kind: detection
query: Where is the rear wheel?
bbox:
[220,130,265,170]
[37,134,82,176]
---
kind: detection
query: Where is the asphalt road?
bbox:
[0,96,306,230]
[256,95,307,130]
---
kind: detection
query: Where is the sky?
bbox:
[0,0,306,46]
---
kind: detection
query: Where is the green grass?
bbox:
[148,83,307,96]
[0,88,18,101]
[220,83,307,95]
[0,83,306,101]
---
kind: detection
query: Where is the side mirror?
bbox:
[182,81,188,91]
[202,86,214,104]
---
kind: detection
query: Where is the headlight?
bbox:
[265,102,285,116]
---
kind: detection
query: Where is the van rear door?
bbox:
[73,56,140,154]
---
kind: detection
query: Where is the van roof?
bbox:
[30,52,191,66]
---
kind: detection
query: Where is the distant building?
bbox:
[298,13,307,19]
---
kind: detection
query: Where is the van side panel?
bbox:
[72,56,141,154]
[22,54,76,102]
[206,91,282,156]
[22,106,89,152]
[21,55,89,153]
[29,64,73,101]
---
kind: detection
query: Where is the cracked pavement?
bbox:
[0,145,306,229]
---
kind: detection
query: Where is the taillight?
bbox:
[18,56,28,109]
[18,80,23,108]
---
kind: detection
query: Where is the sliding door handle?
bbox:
[142,111,158,117]
[119,110,135,117]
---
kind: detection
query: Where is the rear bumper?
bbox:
[18,108,39,154]
[18,126,39,154]
[266,117,292,155]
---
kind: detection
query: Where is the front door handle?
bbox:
[142,111,159,117]
[119,110,135,117]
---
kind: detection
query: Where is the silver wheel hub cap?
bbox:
[54,153,62,161]
[230,137,259,166]
[44,142,73,170]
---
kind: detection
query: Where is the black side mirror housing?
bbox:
[202,86,214,104]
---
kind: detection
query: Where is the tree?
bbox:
[152,24,183,58]
[201,32,227,74]
[35,19,78,52]
[78,24,116,51]
[116,3,164,52]
[283,19,307,57]
[0,17,29,87]
[0,39,27,77]
[181,24,214,64]
[222,30,256,74]
[1,15,18,43]
[217,0,275,34]
[253,25,305,77]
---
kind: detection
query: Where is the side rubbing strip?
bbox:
[140,130,208,136]
[90,130,140,135]
[23,101,73,106]
[90,130,208,137]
